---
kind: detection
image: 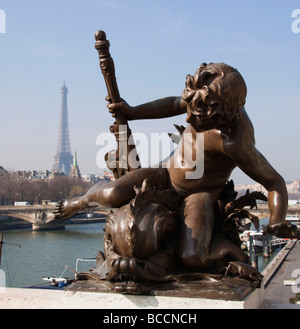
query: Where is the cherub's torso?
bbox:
[168,109,253,196]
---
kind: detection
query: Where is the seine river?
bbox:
[1,222,105,288]
[1,220,279,288]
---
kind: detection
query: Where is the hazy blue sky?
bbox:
[1,0,300,183]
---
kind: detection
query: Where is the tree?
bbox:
[0,172,93,205]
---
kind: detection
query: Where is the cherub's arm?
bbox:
[234,146,287,225]
[107,96,187,120]
[225,121,297,238]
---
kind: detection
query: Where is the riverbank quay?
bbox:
[251,204,299,219]
[0,240,298,309]
[259,240,300,308]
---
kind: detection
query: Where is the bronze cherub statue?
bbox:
[54,31,298,294]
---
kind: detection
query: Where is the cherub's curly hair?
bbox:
[182,63,247,124]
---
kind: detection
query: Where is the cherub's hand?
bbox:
[106,96,134,119]
[262,220,299,239]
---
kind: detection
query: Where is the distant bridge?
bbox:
[0,205,110,231]
[0,205,64,231]
[1,203,297,232]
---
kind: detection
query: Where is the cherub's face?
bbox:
[182,62,246,132]
[185,86,226,132]
[184,63,227,132]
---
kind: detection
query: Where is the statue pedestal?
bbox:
[0,284,262,309]
[66,276,259,303]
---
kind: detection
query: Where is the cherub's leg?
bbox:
[209,239,251,266]
[178,191,217,271]
[178,191,250,271]
[53,168,169,219]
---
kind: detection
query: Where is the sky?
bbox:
[0,0,300,184]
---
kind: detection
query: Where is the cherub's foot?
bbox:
[225,261,263,283]
[53,197,85,220]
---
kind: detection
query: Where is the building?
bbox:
[81,174,100,184]
[69,150,81,178]
[234,179,300,201]
[81,169,114,184]
[234,182,267,195]
[0,166,7,176]
[52,81,73,175]
[48,171,65,180]
[286,179,300,194]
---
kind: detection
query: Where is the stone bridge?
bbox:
[0,205,111,231]
[0,205,63,231]
[0,204,297,231]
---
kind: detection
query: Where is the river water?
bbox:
[0,222,105,288]
[0,220,281,288]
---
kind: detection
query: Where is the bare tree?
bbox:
[0,172,93,205]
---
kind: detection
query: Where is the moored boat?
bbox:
[240,230,264,252]
[42,265,76,287]
[239,229,289,253]
[286,214,300,229]
[40,258,96,288]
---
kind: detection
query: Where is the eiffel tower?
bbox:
[52,81,73,175]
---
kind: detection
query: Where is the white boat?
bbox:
[286,214,300,222]
[286,214,300,220]
[286,214,300,231]
[240,230,264,252]
[42,276,72,287]
[42,265,76,287]
[42,258,96,287]
[240,229,289,253]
